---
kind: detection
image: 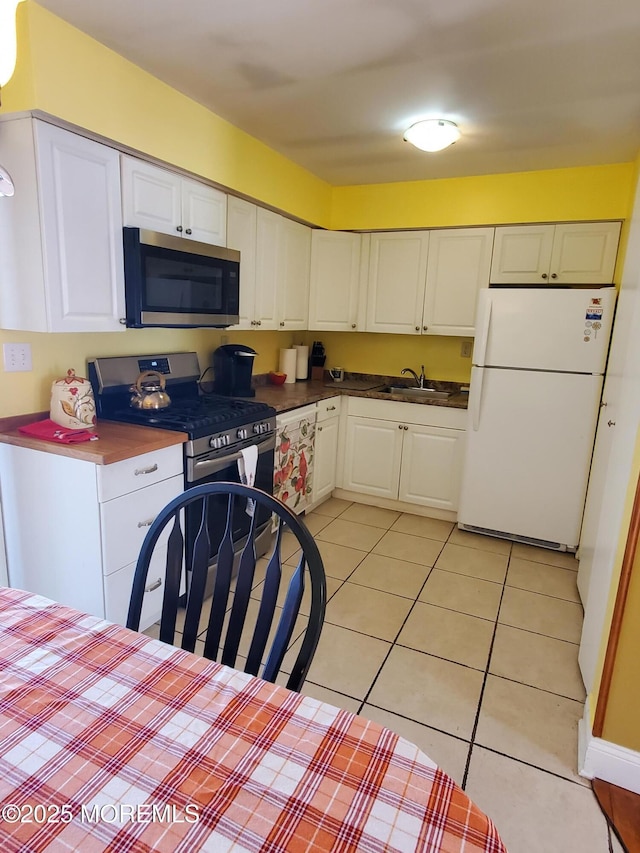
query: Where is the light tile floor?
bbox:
[147,497,618,853]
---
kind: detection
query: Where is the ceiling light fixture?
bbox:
[0,0,26,89]
[403,119,461,152]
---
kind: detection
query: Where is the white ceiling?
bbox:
[36,0,640,186]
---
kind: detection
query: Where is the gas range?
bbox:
[88,352,276,457]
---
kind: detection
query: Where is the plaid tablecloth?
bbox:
[0,588,506,852]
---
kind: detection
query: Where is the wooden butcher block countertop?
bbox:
[0,413,187,465]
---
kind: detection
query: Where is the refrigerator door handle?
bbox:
[471,367,484,431]
[473,292,492,367]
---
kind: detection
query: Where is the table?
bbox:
[0,588,506,852]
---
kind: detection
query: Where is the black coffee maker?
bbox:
[212,344,257,397]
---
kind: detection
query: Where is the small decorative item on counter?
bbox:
[269,371,287,385]
[50,369,96,430]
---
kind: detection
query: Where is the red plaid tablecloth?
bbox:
[0,588,506,852]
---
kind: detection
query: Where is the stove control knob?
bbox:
[237,428,248,440]
[254,422,268,434]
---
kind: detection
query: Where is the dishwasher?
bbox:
[274,404,317,514]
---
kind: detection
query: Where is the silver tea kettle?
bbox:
[130,370,171,410]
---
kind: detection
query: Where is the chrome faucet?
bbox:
[401,365,426,389]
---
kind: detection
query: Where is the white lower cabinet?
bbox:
[310,397,342,506]
[341,398,466,513]
[0,443,184,630]
[398,424,465,510]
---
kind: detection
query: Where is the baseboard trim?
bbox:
[331,489,457,522]
[579,705,640,795]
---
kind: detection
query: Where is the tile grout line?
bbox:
[459,543,512,790]
[354,538,449,717]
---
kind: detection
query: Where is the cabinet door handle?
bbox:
[145,577,162,593]
[550,273,558,279]
[403,425,408,430]
[327,405,336,411]
[134,464,158,476]
[185,228,192,235]
[176,225,183,232]
[398,424,404,429]
[280,321,285,327]
[137,518,155,528]
[415,326,420,331]
[318,426,323,432]
[541,272,548,279]
[608,420,616,427]
[351,323,356,329]
[257,320,262,326]
[423,325,428,331]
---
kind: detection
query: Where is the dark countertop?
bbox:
[252,373,469,414]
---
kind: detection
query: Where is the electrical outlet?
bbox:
[460,340,473,358]
[220,334,229,345]
[3,343,32,372]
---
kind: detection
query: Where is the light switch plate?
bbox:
[3,343,33,372]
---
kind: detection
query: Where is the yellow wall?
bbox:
[330,165,636,231]
[0,329,293,419]
[299,332,472,383]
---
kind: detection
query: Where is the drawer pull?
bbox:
[327,405,336,411]
[145,578,162,593]
[137,519,155,528]
[134,464,158,476]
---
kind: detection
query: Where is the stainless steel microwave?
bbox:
[123,228,240,328]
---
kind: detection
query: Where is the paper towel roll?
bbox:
[294,345,309,379]
[279,348,297,384]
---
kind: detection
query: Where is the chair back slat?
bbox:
[245,519,284,675]
[129,482,326,693]
[262,555,305,682]
[159,515,184,645]
[203,494,235,661]
[221,508,258,668]
[159,511,183,636]
[181,499,210,652]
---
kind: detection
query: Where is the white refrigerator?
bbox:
[458,287,616,551]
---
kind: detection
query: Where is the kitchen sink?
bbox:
[380,385,454,400]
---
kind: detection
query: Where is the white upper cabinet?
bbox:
[227,196,259,329]
[0,117,125,333]
[121,156,227,246]
[491,222,621,285]
[308,230,363,331]
[254,207,281,329]
[227,199,310,331]
[423,228,494,336]
[278,217,311,330]
[366,231,430,334]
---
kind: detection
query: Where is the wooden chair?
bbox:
[127,482,326,692]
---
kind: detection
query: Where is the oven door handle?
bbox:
[189,436,275,481]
